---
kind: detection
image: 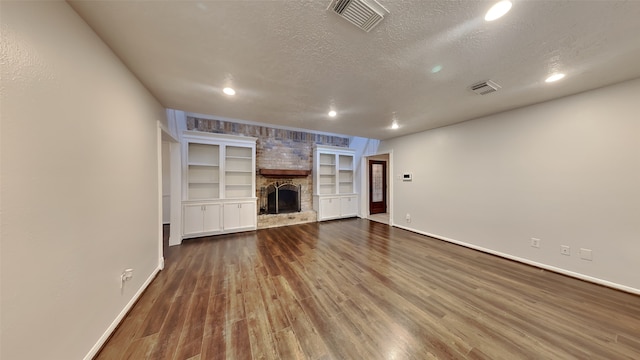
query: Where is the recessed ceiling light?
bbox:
[545,73,566,83]
[391,121,399,130]
[328,110,337,117]
[431,65,443,74]
[223,87,236,96]
[485,1,512,21]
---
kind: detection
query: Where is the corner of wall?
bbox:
[83,266,162,360]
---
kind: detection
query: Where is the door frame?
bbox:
[157,119,181,269]
[368,159,387,214]
[360,150,393,225]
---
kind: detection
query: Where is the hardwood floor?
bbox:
[96,219,640,359]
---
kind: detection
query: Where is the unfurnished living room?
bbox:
[1,1,639,359]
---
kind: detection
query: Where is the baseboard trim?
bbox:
[393,224,640,296]
[83,265,162,360]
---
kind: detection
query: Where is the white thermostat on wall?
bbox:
[402,173,412,181]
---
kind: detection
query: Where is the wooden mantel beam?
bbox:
[258,169,311,177]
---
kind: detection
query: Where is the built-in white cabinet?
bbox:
[313,145,358,221]
[182,131,257,238]
[316,195,358,221]
[183,203,221,236]
[223,201,257,231]
[319,197,341,219]
[340,195,358,217]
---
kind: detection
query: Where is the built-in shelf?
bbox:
[182,131,258,238]
[313,145,358,221]
[189,163,219,167]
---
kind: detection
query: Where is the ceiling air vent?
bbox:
[470,80,501,95]
[329,0,389,32]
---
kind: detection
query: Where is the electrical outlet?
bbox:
[530,238,540,248]
[560,245,570,256]
[405,213,411,223]
[579,248,593,261]
[120,268,134,288]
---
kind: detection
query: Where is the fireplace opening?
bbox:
[261,182,301,214]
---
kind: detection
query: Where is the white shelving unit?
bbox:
[225,146,254,198]
[187,143,220,200]
[313,145,358,221]
[182,131,257,238]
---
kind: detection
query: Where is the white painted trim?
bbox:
[393,224,640,296]
[157,123,164,271]
[169,140,183,246]
[183,130,258,144]
[83,266,161,360]
[158,116,183,247]
[313,144,356,153]
[388,150,393,226]
[359,156,367,218]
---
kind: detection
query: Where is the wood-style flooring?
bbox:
[96,219,640,359]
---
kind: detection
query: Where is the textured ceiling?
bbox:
[68,0,640,140]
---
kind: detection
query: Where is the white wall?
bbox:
[379,78,640,293]
[1,2,166,359]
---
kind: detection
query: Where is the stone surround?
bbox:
[257,176,311,212]
[257,210,317,229]
[187,116,350,228]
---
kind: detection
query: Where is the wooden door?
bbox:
[369,160,387,214]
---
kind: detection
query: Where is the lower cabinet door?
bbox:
[340,196,357,217]
[224,202,256,230]
[223,203,241,230]
[202,204,221,232]
[238,202,256,228]
[320,197,341,220]
[183,204,204,236]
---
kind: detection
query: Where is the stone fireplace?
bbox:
[186,115,350,229]
[256,172,315,229]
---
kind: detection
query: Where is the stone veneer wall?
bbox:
[187,117,350,228]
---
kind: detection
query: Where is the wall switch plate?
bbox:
[530,238,540,248]
[579,248,593,261]
[561,245,571,256]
